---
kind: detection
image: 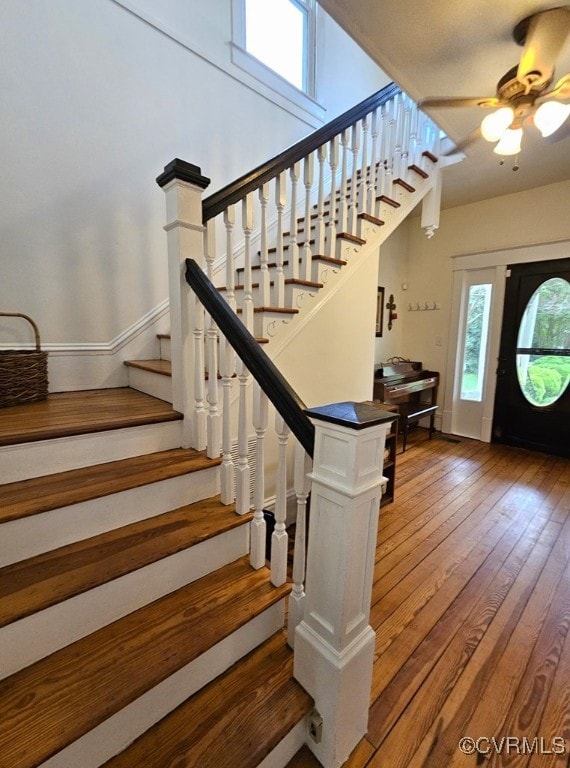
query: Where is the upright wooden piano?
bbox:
[373,359,439,452]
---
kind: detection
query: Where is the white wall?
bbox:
[389,180,570,413]
[375,223,410,366]
[0,0,389,362]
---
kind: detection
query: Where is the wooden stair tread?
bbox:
[336,232,366,245]
[124,359,172,376]
[0,388,182,447]
[0,447,221,524]
[237,306,299,315]
[422,149,438,163]
[358,212,385,226]
[393,178,416,193]
[375,194,401,208]
[0,496,250,627]
[0,557,291,768]
[156,333,170,339]
[408,163,429,179]
[103,631,313,768]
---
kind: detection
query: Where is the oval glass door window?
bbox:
[516,277,570,407]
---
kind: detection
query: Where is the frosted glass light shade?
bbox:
[534,101,570,137]
[493,127,523,156]
[481,107,514,142]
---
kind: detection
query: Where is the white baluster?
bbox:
[325,135,339,258]
[219,335,236,505]
[288,442,312,648]
[258,183,270,307]
[242,193,254,332]
[392,94,404,179]
[235,358,251,515]
[401,96,412,179]
[338,129,349,233]
[358,115,370,216]
[274,171,287,307]
[377,105,389,207]
[301,152,314,282]
[192,300,207,451]
[203,219,221,459]
[223,205,236,312]
[408,101,419,169]
[288,162,300,280]
[385,99,396,199]
[271,412,290,587]
[368,108,380,213]
[349,120,361,233]
[315,143,327,256]
[250,382,268,568]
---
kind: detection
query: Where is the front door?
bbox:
[493,258,570,457]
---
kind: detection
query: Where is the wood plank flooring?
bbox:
[287,432,570,768]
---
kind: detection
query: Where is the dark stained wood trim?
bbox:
[408,164,429,179]
[337,232,366,245]
[358,212,385,226]
[185,259,314,456]
[422,150,438,163]
[393,178,416,193]
[202,83,400,222]
[156,159,210,190]
[376,195,401,208]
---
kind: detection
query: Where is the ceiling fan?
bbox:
[419,6,570,165]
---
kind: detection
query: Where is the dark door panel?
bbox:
[493,258,570,457]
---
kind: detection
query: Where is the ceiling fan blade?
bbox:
[419,96,500,109]
[515,7,570,89]
[442,126,482,156]
[537,74,570,103]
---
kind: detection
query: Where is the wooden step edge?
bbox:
[266,240,315,255]
[156,333,171,339]
[0,389,183,448]
[408,164,429,179]
[375,194,401,208]
[393,178,416,193]
[336,232,366,245]
[0,558,291,768]
[103,631,313,768]
[358,212,385,226]
[237,306,300,315]
[0,448,221,525]
[312,255,348,266]
[422,150,438,163]
[285,278,324,289]
[124,360,172,377]
[237,260,290,273]
[0,497,251,628]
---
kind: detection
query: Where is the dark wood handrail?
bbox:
[185,258,315,457]
[202,82,400,222]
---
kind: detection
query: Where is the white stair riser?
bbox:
[159,336,171,361]
[37,600,286,768]
[0,421,183,484]
[126,366,173,403]
[1,524,249,677]
[1,466,219,567]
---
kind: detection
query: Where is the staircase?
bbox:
[0,390,312,768]
[0,83,443,768]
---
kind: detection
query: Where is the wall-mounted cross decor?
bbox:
[386,294,397,330]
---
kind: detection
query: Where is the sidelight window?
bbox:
[460,284,493,402]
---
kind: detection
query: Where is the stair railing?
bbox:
[156,80,437,764]
[156,81,441,594]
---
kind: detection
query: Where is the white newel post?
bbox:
[294,401,396,768]
[157,160,210,448]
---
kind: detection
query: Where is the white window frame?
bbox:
[231,0,321,119]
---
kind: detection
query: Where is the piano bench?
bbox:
[397,403,438,452]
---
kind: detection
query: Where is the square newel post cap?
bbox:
[156,159,210,190]
[305,401,396,430]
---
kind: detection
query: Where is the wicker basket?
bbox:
[0,312,48,408]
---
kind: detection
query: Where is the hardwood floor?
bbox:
[288,431,570,768]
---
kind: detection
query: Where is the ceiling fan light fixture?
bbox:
[533,100,570,137]
[481,107,515,142]
[493,127,523,156]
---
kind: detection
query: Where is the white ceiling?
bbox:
[319,0,570,208]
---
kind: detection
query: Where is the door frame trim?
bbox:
[442,239,569,442]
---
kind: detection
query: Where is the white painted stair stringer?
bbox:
[0,420,183,484]
[0,465,219,567]
[1,524,249,678]
[36,599,286,768]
